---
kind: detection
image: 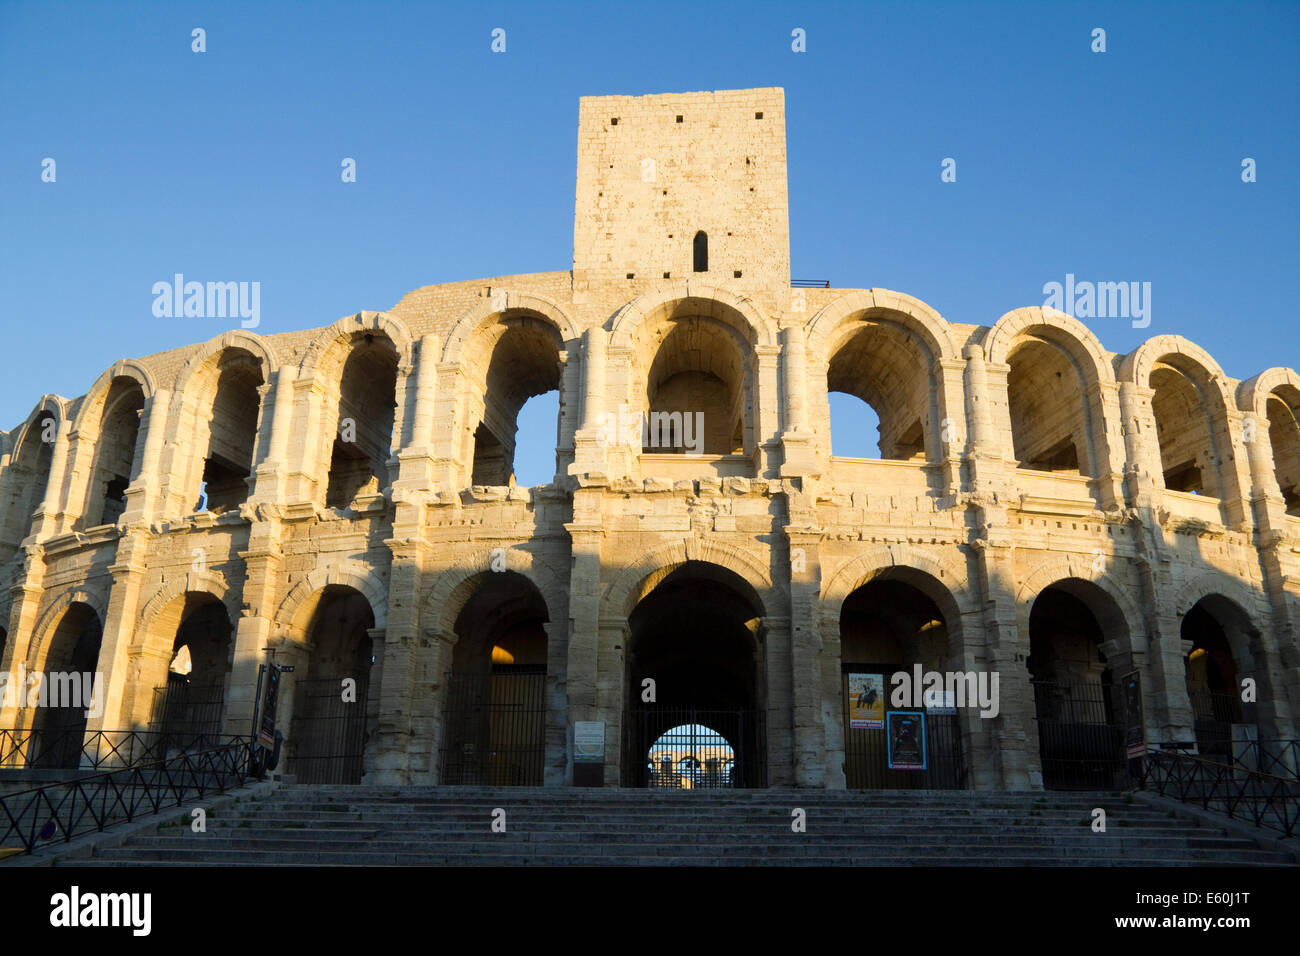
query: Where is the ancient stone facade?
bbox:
[1,88,1298,790]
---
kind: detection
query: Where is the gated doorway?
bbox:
[291,673,370,784]
[1028,584,1126,790]
[838,575,967,790]
[1183,596,1260,766]
[287,585,376,785]
[147,594,232,752]
[439,572,550,787]
[622,562,768,788]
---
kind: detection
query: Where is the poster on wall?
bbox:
[848,673,885,729]
[887,711,927,770]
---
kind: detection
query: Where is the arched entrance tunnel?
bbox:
[439,571,550,787]
[622,562,767,788]
[1027,582,1129,791]
[839,576,965,789]
[288,585,377,785]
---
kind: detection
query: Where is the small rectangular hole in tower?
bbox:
[611,117,618,125]
[627,273,635,279]
[755,112,763,119]
[663,272,671,279]
[676,115,683,123]
[734,271,742,279]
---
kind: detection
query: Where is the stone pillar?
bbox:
[565,508,604,783]
[786,528,826,787]
[30,419,71,539]
[121,389,171,526]
[779,326,816,478]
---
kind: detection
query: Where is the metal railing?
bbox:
[0,728,245,771]
[0,739,253,855]
[791,279,830,288]
[1136,748,1300,839]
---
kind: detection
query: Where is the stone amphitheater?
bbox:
[1,87,1297,794]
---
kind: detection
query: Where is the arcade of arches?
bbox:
[0,88,1297,793]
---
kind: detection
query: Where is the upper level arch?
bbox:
[608,282,778,350]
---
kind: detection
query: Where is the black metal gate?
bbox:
[625,706,767,789]
[149,675,226,751]
[439,665,546,786]
[289,675,370,785]
[1032,678,1126,790]
[841,668,966,789]
[1189,688,1246,764]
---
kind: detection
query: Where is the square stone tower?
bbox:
[572,88,791,295]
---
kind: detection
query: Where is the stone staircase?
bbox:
[65,785,1298,866]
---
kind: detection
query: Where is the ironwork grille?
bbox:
[149,676,226,752]
[840,668,966,790]
[289,675,370,785]
[1189,688,1246,763]
[626,706,767,789]
[1031,678,1126,790]
[439,666,546,786]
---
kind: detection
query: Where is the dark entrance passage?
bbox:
[30,602,103,770]
[440,572,549,786]
[1028,584,1126,790]
[1183,595,1260,766]
[840,578,965,789]
[289,586,375,785]
[623,562,767,788]
[148,595,231,751]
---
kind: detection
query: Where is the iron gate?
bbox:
[289,675,370,785]
[1190,688,1246,764]
[1031,678,1126,790]
[149,675,226,752]
[625,706,767,789]
[439,666,546,786]
[841,668,966,789]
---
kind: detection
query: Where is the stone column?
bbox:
[121,389,171,526]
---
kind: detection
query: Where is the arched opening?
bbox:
[0,412,56,558]
[647,723,735,789]
[1265,386,1300,515]
[439,571,549,786]
[147,595,232,751]
[693,231,708,273]
[288,585,377,784]
[326,335,398,508]
[623,561,766,788]
[1027,582,1127,790]
[1150,359,1224,496]
[29,602,102,769]
[196,350,264,513]
[83,378,145,528]
[468,317,562,486]
[1006,337,1089,474]
[1181,595,1260,765]
[642,317,748,456]
[839,576,965,789]
[826,321,930,461]
[512,391,561,487]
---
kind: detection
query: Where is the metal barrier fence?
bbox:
[1137,748,1300,839]
[0,739,253,855]
[0,728,245,771]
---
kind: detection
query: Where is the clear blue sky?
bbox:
[2,0,1296,483]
